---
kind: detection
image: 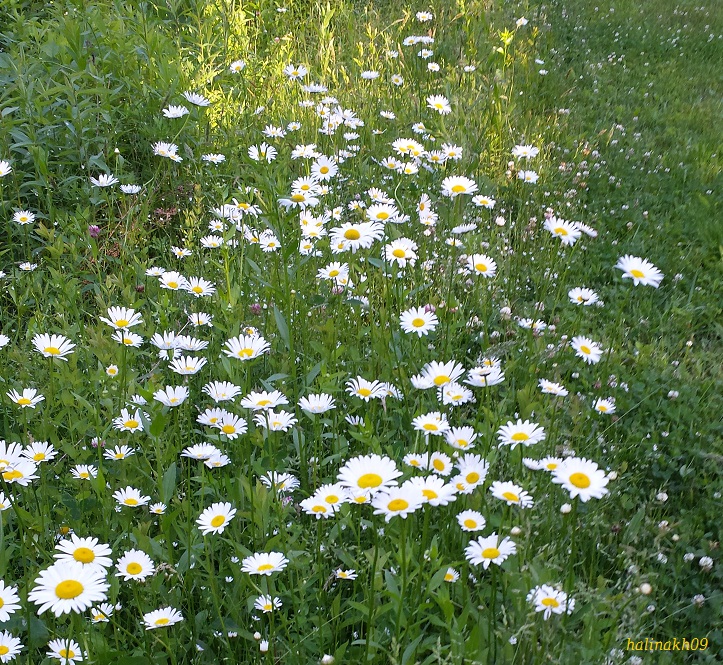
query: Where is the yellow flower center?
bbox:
[422,489,438,500]
[357,473,382,488]
[502,491,519,503]
[33,453,46,461]
[257,563,274,572]
[123,337,134,345]
[73,547,95,564]
[237,348,254,358]
[511,432,530,441]
[376,212,389,220]
[55,580,83,599]
[115,319,129,327]
[451,184,466,193]
[155,618,170,626]
[444,573,455,582]
[167,281,178,289]
[387,498,409,511]
[630,269,645,278]
[291,193,306,202]
[598,405,608,412]
[221,425,236,434]
[44,346,61,355]
[392,248,406,258]
[59,649,76,658]
[124,498,139,506]
[210,515,226,527]
[325,495,339,504]
[320,166,329,174]
[192,286,203,294]
[127,562,143,575]
[0,599,4,609]
[482,547,500,560]
[423,423,439,431]
[545,463,558,470]
[357,388,372,397]
[124,420,139,429]
[257,400,271,406]
[580,345,591,354]
[344,229,361,240]
[411,318,426,328]
[433,375,450,386]
[475,263,487,272]
[263,603,272,611]
[328,269,340,277]
[433,459,445,471]
[466,472,480,484]
[541,597,560,607]
[569,472,591,489]
[17,398,31,405]
[553,227,568,235]
[2,470,22,481]
[463,519,478,529]
[0,646,8,656]
[312,505,327,513]
[79,472,90,479]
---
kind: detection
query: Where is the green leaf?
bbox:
[273,305,290,351]
[161,462,177,503]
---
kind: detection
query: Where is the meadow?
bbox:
[0,0,721,663]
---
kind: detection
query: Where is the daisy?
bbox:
[0,161,11,177]
[154,386,188,407]
[113,408,144,433]
[55,536,112,569]
[111,330,143,347]
[345,377,385,401]
[465,533,517,569]
[372,486,424,521]
[32,334,75,360]
[189,312,213,327]
[0,581,21,622]
[457,510,486,532]
[527,584,575,619]
[298,393,336,414]
[254,595,282,613]
[183,91,210,106]
[203,381,242,402]
[115,550,155,581]
[490,481,534,508]
[149,503,167,515]
[158,271,188,291]
[90,603,115,623]
[412,360,466,390]
[240,390,289,411]
[215,413,248,439]
[103,445,135,461]
[253,410,297,432]
[1,460,38,486]
[614,255,664,287]
[300,495,336,518]
[202,153,225,164]
[445,426,478,450]
[0,631,21,662]
[112,487,151,508]
[0,494,11,512]
[472,194,496,209]
[28,562,109,616]
[570,336,603,364]
[121,184,141,194]
[311,156,338,181]
[440,176,478,197]
[568,287,599,306]
[89,174,118,187]
[406,476,457,507]
[518,170,539,183]
[7,388,44,408]
[283,64,308,80]
[329,221,384,253]
[455,453,489,488]
[444,568,459,583]
[539,379,569,396]
[399,307,439,337]
[497,419,546,449]
[248,143,278,162]
[337,454,401,494]
[12,210,35,225]
[185,276,216,297]
[260,472,300,494]
[241,552,289,576]
[335,569,357,580]
[512,145,539,159]
[439,382,475,406]
[46,638,83,663]
[593,398,616,414]
[152,141,180,159]
[412,411,450,435]
[0,442,24,471]
[223,334,270,360]
[552,457,610,502]
[169,356,207,376]
[143,607,184,630]
[197,502,237,535]
[426,94,451,115]
[162,105,189,118]
[71,465,97,480]
[229,59,246,72]
[544,218,582,245]
[385,238,417,267]
[428,451,453,476]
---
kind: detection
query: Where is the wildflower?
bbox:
[614,255,664,287]
[111,330,143,347]
[162,105,189,118]
[7,388,44,408]
[465,534,517,569]
[113,408,144,433]
[223,334,270,360]
[441,176,478,197]
[169,355,207,376]
[104,445,135,461]
[527,585,574,619]
[112,487,151,508]
[444,568,459,582]
[254,595,282,613]
[552,458,610,502]
[215,413,248,439]
[445,426,478,450]
[298,393,336,414]
[203,381,242,402]
[539,379,568,396]
[457,510,486,532]
[105,365,118,377]
[512,145,539,158]
[372,486,424,521]
[241,552,289,576]
[153,386,189,407]
[0,161,12,177]
[593,398,616,414]
[329,221,384,253]
[197,502,237,535]
[518,170,539,183]
[149,502,167,515]
[143,607,184,630]
[120,184,141,194]
[90,603,115,623]
[54,536,113,569]
[699,556,713,571]
[426,94,451,115]
[412,411,450,435]
[439,382,474,406]
[71,465,97,480]
[411,360,465,389]
[428,451,453,476]
[399,306,438,336]
[335,569,357,580]
[467,254,497,277]
[490,481,534,508]
[260,472,300,494]
[183,91,210,107]
[568,287,599,306]
[1,460,38,486]
[89,174,119,187]
[12,210,35,225]
[338,454,401,494]
[114,550,155,581]
[28,562,109,616]
[158,271,188,290]
[241,390,289,411]
[497,419,546,449]
[46,638,83,663]
[0,494,11,512]
[385,238,417,267]
[570,336,603,364]
[248,143,278,162]
[32,334,75,360]
[544,218,582,245]
[345,377,385,401]
[253,410,297,432]
[0,581,21,622]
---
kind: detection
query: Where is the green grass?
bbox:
[0,0,720,663]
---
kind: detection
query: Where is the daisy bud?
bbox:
[495,216,506,226]
[510,526,522,536]
[321,656,335,665]
[260,640,269,652]
[639,583,652,595]
[560,503,572,514]
[656,492,668,502]
[608,471,618,480]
